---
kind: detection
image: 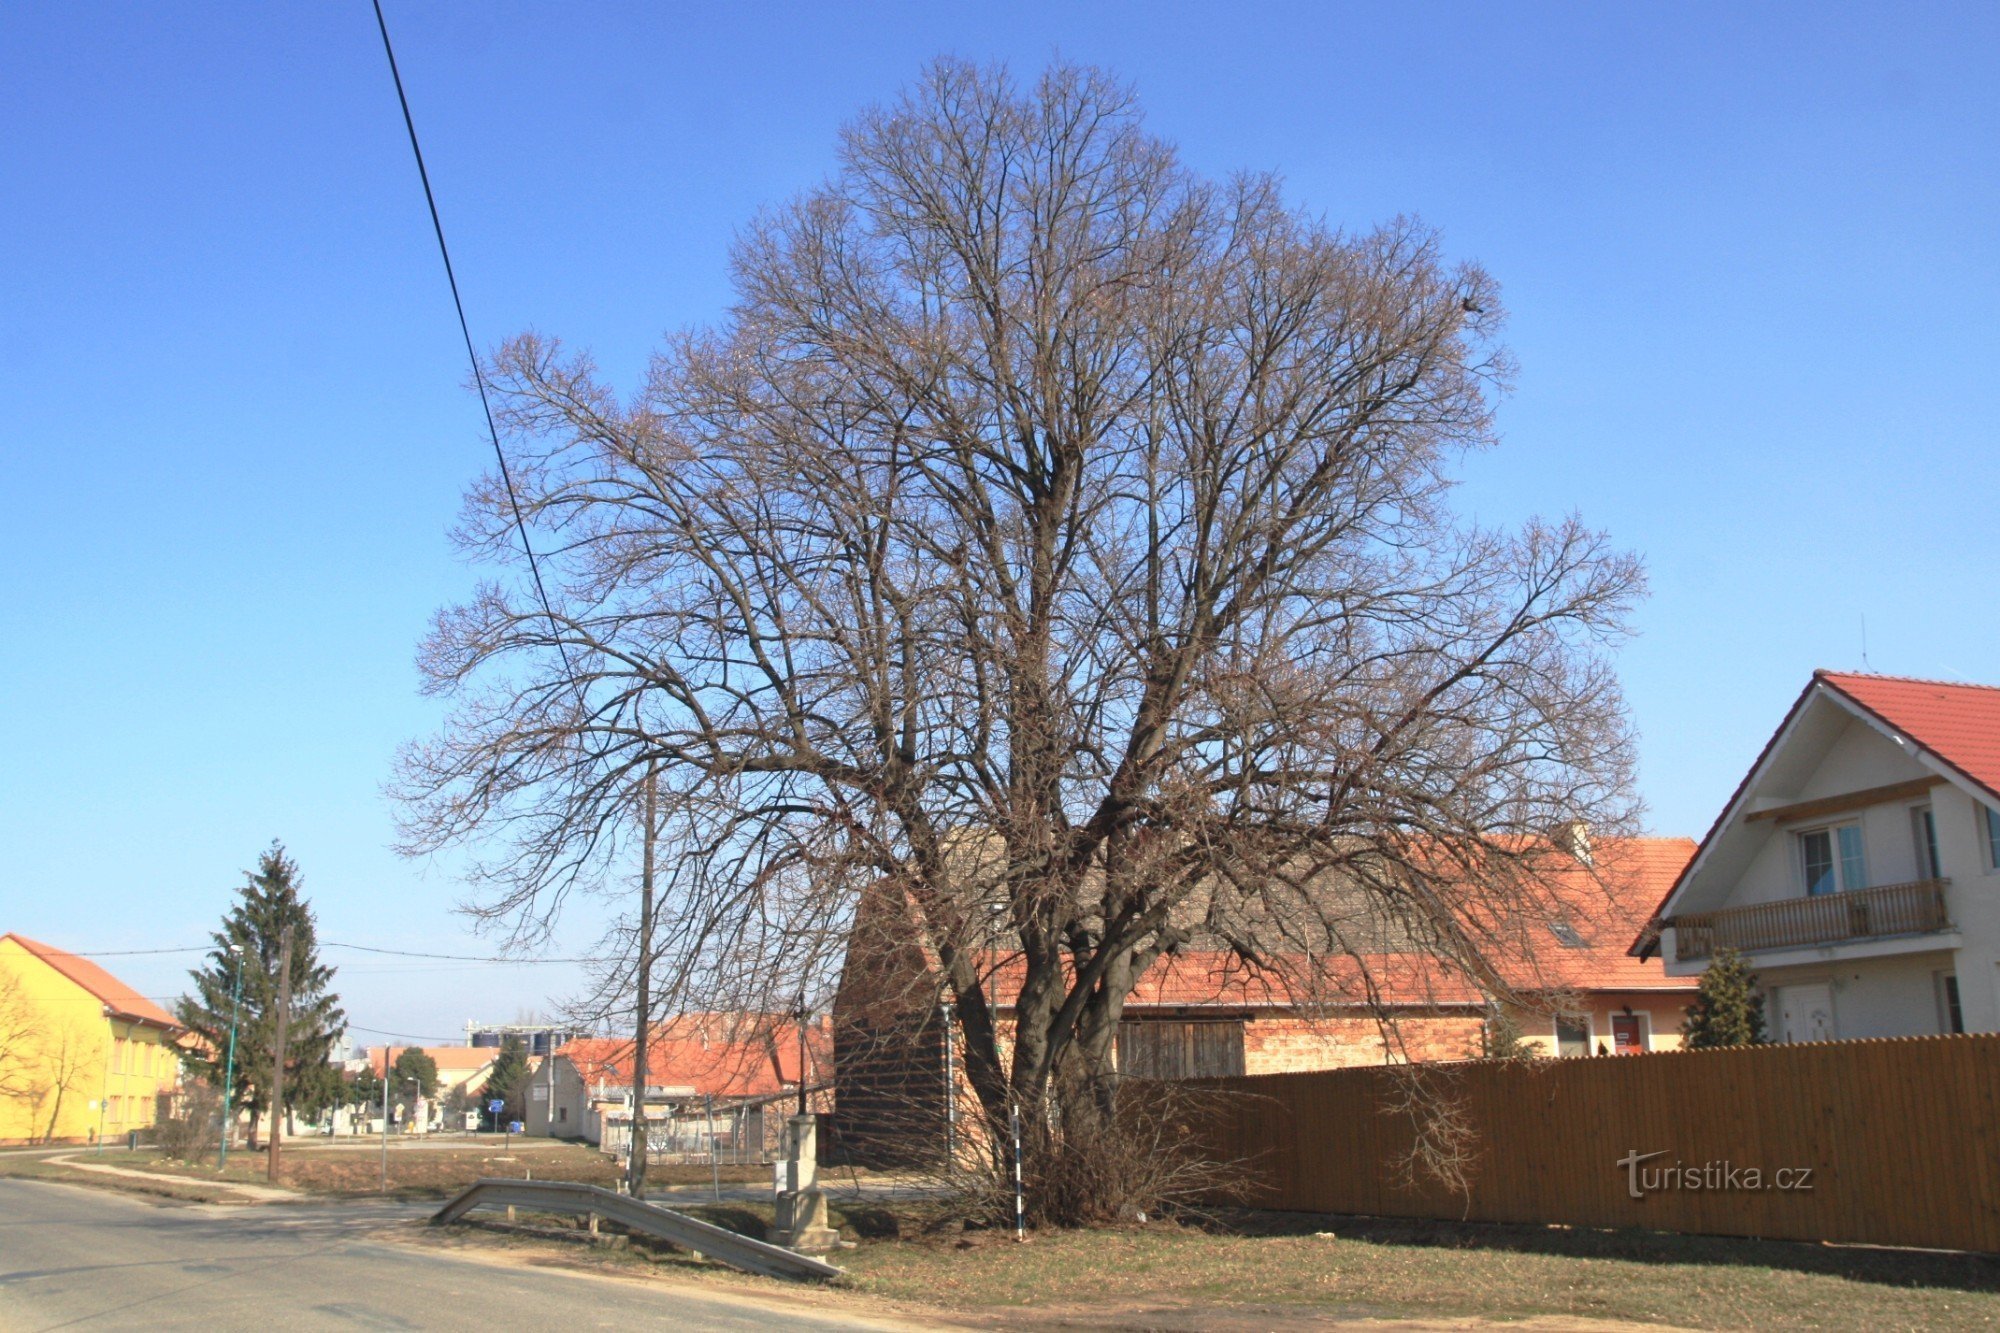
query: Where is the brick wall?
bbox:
[1243,1013,1486,1072]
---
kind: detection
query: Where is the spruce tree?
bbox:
[481,1036,529,1124]
[1682,949,1766,1048]
[177,842,346,1149]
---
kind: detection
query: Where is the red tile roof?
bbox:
[2,933,182,1030]
[1818,671,2000,804]
[365,1045,496,1076]
[557,1014,832,1101]
[977,837,1696,1010]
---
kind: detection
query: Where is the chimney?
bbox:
[1552,820,1593,865]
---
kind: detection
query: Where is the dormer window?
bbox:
[1799,824,1867,896]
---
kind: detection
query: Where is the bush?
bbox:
[153,1082,222,1162]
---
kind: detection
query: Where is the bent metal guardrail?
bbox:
[431,1178,844,1283]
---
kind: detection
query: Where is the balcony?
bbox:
[1668,878,1952,963]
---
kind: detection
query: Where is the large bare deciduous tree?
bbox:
[396,59,1644,1223]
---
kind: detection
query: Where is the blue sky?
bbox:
[3,3,1995,1042]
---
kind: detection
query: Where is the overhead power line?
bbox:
[346,1023,474,1044]
[66,942,597,965]
[369,0,589,709]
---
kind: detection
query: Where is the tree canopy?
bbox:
[397,59,1643,1221]
[1683,949,1766,1048]
[176,842,345,1145]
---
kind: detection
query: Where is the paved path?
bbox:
[44,1153,301,1203]
[0,1179,905,1332]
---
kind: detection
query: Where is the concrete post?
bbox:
[771,1114,838,1253]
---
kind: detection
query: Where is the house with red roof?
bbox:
[1637,671,2000,1042]
[832,836,1696,1163]
[0,933,185,1144]
[528,1012,830,1158]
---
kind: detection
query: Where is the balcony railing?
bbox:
[1669,878,1952,963]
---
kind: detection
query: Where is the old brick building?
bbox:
[831,836,1697,1164]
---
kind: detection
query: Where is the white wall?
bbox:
[1934,784,2000,1031]
[1757,949,1959,1041]
[1728,718,1933,908]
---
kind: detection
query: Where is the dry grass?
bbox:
[826,1211,2000,1330]
[429,1196,2000,1331]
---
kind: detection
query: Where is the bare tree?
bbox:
[396,59,1643,1223]
[0,970,47,1109]
[36,1025,95,1145]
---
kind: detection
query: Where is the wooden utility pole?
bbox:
[266,923,295,1183]
[628,763,657,1198]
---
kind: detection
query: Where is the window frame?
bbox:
[1937,971,1965,1035]
[1554,1014,1594,1058]
[1984,804,2000,875]
[1797,821,1867,896]
[1912,804,1942,880]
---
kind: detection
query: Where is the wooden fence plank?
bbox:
[1197,1034,2000,1253]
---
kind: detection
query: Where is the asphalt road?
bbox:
[0,1179,899,1332]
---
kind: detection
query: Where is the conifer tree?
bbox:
[177,842,346,1149]
[481,1036,529,1124]
[1682,949,1766,1048]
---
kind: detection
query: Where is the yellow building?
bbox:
[0,933,185,1145]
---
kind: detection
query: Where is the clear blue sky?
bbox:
[4,3,1995,1043]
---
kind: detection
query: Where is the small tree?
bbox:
[1682,949,1766,1048]
[391,1048,440,1122]
[176,843,347,1149]
[1482,1006,1536,1060]
[442,1081,475,1128]
[481,1038,529,1124]
[155,1083,222,1161]
[346,1067,384,1117]
[0,970,46,1105]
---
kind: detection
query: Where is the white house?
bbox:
[1637,671,2000,1043]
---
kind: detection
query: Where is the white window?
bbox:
[1799,824,1866,896]
[1985,805,2000,872]
[1912,805,1941,880]
[1554,1015,1592,1058]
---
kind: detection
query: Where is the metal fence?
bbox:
[599,1103,771,1165]
[1194,1033,2000,1253]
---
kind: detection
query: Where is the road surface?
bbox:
[0,1178,899,1332]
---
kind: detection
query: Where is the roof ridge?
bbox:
[1818,668,2000,693]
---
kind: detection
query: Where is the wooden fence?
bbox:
[1195,1033,2000,1253]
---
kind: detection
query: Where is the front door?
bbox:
[1610,1013,1645,1053]
[1779,983,1836,1043]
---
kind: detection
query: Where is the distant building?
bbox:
[0,933,185,1145]
[465,1021,583,1057]
[527,1012,829,1158]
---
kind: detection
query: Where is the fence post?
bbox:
[1009,1101,1025,1241]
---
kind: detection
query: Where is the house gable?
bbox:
[1641,673,1994,942]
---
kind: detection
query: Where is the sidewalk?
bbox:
[48,1151,302,1202]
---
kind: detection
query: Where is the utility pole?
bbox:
[794,994,811,1119]
[627,763,657,1199]
[380,1044,392,1194]
[266,924,294,1183]
[217,945,243,1171]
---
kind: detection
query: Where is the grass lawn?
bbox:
[435,1196,2000,1330]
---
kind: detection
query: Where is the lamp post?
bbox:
[217,945,244,1171]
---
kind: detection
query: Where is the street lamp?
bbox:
[217,944,244,1171]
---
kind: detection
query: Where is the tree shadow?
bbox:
[1200,1208,2000,1295]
